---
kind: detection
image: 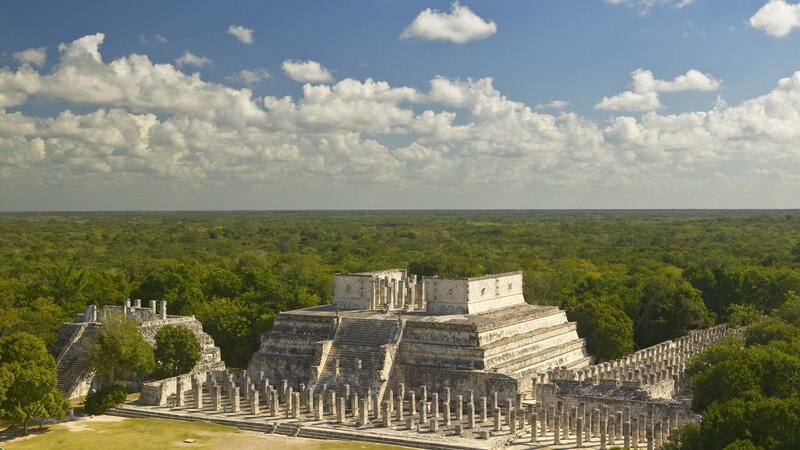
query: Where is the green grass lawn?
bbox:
[2,416,410,450]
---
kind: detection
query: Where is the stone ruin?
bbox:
[247,270,593,402]
[119,269,741,449]
[55,300,225,399]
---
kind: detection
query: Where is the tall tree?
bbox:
[154,325,201,379]
[567,294,635,361]
[86,313,155,387]
[0,332,68,435]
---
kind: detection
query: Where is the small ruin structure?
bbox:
[56,300,225,399]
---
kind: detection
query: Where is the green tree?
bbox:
[154,325,201,378]
[0,332,68,435]
[633,269,713,348]
[567,295,634,361]
[745,317,800,347]
[86,313,155,387]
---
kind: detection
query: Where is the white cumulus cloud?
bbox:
[13,47,47,66]
[175,50,212,68]
[228,25,254,44]
[400,1,496,44]
[227,68,270,85]
[282,60,333,83]
[4,33,800,208]
[749,0,800,37]
[596,68,721,111]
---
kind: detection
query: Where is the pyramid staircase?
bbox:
[313,317,402,398]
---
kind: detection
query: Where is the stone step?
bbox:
[476,309,569,347]
[483,324,581,368]
[492,338,588,373]
[510,346,593,379]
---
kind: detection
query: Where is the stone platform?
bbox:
[247,270,592,403]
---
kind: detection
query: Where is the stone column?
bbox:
[480,396,488,423]
[491,392,498,415]
[382,401,391,428]
[655,421,663,448]
[510,409,517,435]
[646,420,654,450]
[456,395,464,423]
[307,388,314,414]
[444,387,451,411]
[494,409,502,432]
[409,390,416,417]
[194,381,203,409]
[624,421,631,449]
[352,393,359,419]
[337,397,346,424]
[175,379,185,408]
[577,416,584,448]
[443,399,451,427]
[600,418,607,449]
[608,414,616,446]
[554,415,561,444]
[540,406,547,436]
[359,398,369,426]
[430,417,438,432]
[292,392,300,419]
[468,403,475,429]
[315,393,323,420]
[585,412,592,443]
[159,300,167,320]
[213,385,222,412]
[328,391,337,417]
[268,390,276,417]
[420,399,428,424]
[250,390,260,415]
[530,411,538,443]
[431,393,439,421]
[231,387,240,413]
[396,396,403,421]
[632,417,640,449]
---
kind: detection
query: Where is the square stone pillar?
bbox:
[231,387,240,413]
[250,390,260,415]
[193,380,203,409]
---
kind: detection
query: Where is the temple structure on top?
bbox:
[247,269,593,400]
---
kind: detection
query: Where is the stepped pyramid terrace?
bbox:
[247,270,594,401]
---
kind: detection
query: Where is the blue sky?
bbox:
[1,0,800,209]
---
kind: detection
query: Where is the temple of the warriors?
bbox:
[105,269,741,449]
[247,270,593,401]
[56,300,225,399]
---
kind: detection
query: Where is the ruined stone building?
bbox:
[56,300,225,399]
[247,270,592,401]
[123,269,738,449]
